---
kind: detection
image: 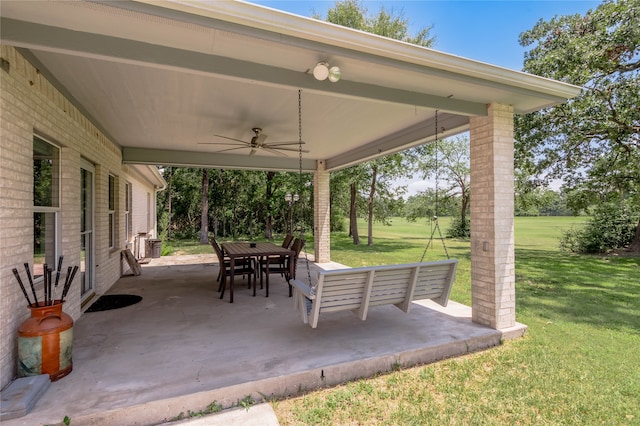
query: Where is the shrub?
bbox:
[560,202,637,253]
[331,211,346,232]
[447,216,470,238]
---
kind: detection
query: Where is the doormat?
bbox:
[85,294,142,312]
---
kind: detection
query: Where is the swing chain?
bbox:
[420,110,450,262]
[297,89,313,290]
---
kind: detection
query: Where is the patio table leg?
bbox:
[265,261,270,297]
[229,257,235,303]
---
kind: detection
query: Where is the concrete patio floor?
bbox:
[4,254,526,426]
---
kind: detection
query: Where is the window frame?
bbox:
[108,174,116,249]
[125,182,133,248]
[33,135,61,279]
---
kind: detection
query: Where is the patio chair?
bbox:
[257,234,294,285]
[210,237,228,284]
[259,237,304,297]
[282,234,294,249]
[210,238,255,294]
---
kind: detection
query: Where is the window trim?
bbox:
[108,174,116,249]
[33,135,61,279]
[125,181,133,248]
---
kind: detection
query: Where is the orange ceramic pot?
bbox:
[17,301,73,381]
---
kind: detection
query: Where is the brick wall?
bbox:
[0,46,159,388]
[469,103,516,330]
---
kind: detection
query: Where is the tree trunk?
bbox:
[164,167,173,240]
[367,165,378,246]
[199,169,209,244]
[212,215,219,238]
[350,182,360,245]
[628,217,640,253]
[265,171,274,240]
[460,186,469,223]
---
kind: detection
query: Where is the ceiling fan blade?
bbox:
[198,141,249,146]
[213,146,249,153]
[263,141,306,147]
[266,146,310,153]
[249,148,257,156]
[213,134,250,144]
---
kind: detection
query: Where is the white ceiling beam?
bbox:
[122,147,318,172]
[325,113,470,171]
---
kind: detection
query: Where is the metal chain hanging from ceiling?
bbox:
[420,110,450,262]
[296,89,313,288]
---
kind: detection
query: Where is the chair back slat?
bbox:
[210,238,225,264]
[282,234,294,249]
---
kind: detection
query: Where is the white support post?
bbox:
[314,160,331,263]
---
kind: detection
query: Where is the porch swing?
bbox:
[289,97,459,328]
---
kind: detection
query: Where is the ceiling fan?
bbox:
[199,127,309,157]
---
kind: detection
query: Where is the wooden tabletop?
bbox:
[222,242,293,258]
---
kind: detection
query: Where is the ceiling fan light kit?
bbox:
[313,62,340,82]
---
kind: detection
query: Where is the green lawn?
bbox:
[266,216,640,425]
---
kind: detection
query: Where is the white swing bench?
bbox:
[289,259,458,328]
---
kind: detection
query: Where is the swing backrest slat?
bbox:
[290,259,458,328]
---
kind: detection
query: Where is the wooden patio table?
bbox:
[221,242,294,303]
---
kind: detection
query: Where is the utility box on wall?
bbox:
[146,239,162,258]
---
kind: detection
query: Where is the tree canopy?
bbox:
[516,0,640,251]
[317,0,435,47]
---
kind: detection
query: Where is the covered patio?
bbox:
[1,1,581,420]
[1,0,581,331]
[3,254,524,426]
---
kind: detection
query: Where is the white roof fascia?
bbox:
[128,164,167,190]
[135,0,583,105]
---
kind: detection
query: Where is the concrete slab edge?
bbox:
[64,330,508,426]
[500,322,528,341]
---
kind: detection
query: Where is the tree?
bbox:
[157,168,202,239]
[516,0,640,252]
[364,155,408,246]
[320,0,434,245]
[264,171,275,240]
[331,166,366,244]
[417,136,470,236]
[318,0,435,47]
[199,169,209,244]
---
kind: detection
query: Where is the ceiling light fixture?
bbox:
[313,61,341,82]
[328,66,341,82]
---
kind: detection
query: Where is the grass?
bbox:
[272,216,639,425]
[164,217,640,424]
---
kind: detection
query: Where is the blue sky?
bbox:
[250,0,601,70]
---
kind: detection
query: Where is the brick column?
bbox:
[469,103,516,330]
[314,161,330,263]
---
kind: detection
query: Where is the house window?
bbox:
[125,182,132,246]
[33,136,60,278]
[108,174,116,249]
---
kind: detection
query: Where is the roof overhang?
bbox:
[0,0,582,172]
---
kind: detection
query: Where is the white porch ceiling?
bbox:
[0,0,581,172]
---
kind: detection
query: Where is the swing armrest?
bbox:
[289,279,315,299]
